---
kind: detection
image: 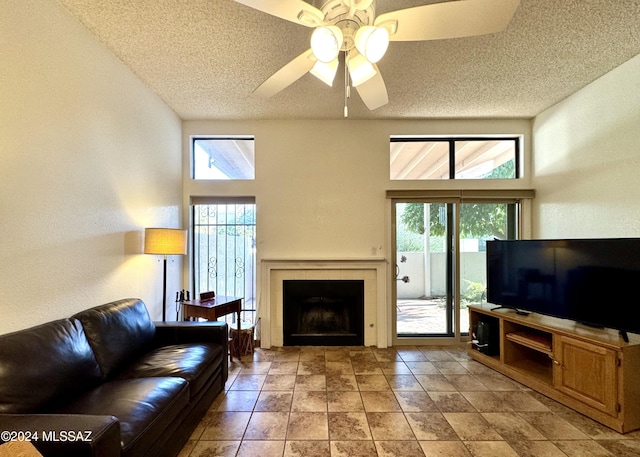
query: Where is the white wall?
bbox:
[0,0,183,333]
[183,119,531,337]
[532,54,640,238]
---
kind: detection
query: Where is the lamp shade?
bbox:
[144,228,187,255]
[355,26,389,63]
[310,58,339,86]
[310,26,343,63]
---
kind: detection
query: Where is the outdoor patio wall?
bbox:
[532,53,640,238]
[0,0,183,333]
[397,252,486,299]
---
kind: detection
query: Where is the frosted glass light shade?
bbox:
[355,26,389,63]
[311,26,343,63]
[310,58,339,86]
[347,51,377,86]
[144,228,187,255]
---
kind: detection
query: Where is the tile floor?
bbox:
[178,346,640,457]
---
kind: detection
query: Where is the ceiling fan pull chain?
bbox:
[344,51,350,118]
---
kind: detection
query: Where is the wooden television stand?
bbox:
[468,304,640,433]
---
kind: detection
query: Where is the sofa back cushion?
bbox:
[72,298,155,379]
[0,318,101,413]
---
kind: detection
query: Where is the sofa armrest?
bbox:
[153,321,229,381]
[0,414,120,457]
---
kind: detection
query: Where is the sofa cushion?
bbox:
[116,343,224,398]
[0,319,101,414]
[72,298,156,379]
[59,377,189,457]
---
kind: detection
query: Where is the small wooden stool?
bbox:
[229,320,255,357]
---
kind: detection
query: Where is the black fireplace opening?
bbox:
[283,279,364,346]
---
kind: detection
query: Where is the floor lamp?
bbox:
[144,228,187,321]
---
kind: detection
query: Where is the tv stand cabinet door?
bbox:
[553,335,618,417]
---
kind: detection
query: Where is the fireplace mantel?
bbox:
[260,258,389,348]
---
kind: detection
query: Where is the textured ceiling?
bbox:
[56,0,640,120]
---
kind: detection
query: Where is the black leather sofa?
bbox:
[0,298,228,457]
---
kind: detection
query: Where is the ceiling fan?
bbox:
[235,0,520,115]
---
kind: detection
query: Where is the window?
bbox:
[191,199,256,324]
[390,137,519,180]
[192,137,255,180]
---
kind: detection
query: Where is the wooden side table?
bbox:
[182,295,243,360]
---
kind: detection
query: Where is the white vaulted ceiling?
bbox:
[56,0,640,120]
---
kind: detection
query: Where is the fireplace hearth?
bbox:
[283,279,364,346]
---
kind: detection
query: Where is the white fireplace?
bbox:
[260,258,389,348]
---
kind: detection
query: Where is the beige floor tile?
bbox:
[493,391,550,412]
[268,361,299,374]
[326,374,359,391]
[284,440,331,457]
[236,440,285,457]
[406,412,459,440]
[330,440,378,457]
[327,391,364,412]
[254,391,293,412]
[216,390,259,411]
[406,361,440,375]
[463,441,519,457]
[244,411,289,440]
[375,440,426,457]
[481,412,547,440]
[443,412,504,441]
[294,374,326,390]
[328,412,372,440]
[419,440,472,456]
[386,373,424,391]
[287,412,329,440]
[189,440,240,457]
[229,374,266,390]
[325,361,354,375]
[415,374,457,391]
[200,411,251,440]
[291,390,327,412]
[356,374,391,391]
[360,390,402,412]
[262,374,296,390]
[509,440,581,457]
[395,391,439,412]
[367,412,415,440]
[378,361,412,374]
[428,391,476,412]
[518,411,590,440]
[351,361,383,375]
[461,391,514,412]
[237,361,271,374]
[433,361,469,374]
[297,360,326,374]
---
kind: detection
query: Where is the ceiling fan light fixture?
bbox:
[310,58,339,86]
[355,25,389,63]
[347,50,377,87]
[311,26,344,63]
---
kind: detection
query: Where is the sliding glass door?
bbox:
[393,199,517,344]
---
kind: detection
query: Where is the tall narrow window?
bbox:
[192,199,256,324]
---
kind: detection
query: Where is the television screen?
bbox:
[487,238,640,336]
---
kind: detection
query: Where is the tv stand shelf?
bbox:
[468,304,640,434]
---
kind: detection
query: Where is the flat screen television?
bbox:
[486,238,640,339]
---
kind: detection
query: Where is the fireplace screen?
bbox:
[283,279,364,346]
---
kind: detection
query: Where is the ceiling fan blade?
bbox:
[355,65,388,110]
[375,0,520,41]
[234,0,324,27]
[253,49,316,98]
